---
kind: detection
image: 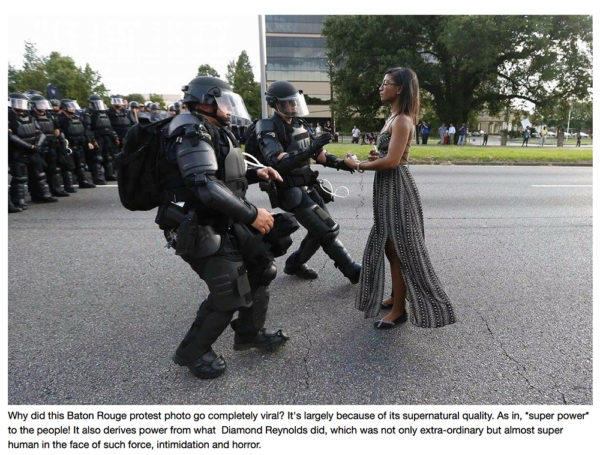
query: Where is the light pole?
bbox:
[258,15,268,119]
[565,100,574,143]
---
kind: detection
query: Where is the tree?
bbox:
[148,93,166,109]
[197,64,220,78]
[225,50,261,120]
[126,93,146,104]
[8,41,109,104]
[322,16,592,130]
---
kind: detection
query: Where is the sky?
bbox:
[8,1,590,98]
[7,14,263,96]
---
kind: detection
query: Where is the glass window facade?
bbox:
[265,17,329,82]
[265,15,331,118]
[265,15,327,34]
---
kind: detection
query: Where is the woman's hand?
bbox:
[344,153,360,170]
[368,148,380,161]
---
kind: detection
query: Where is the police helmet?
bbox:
[150,102,159,112]
[28,94,52,112]
[266,80,309,117]
[129,101,139,109]
[181,76,251,125]
[50,99,60,107]
[60,99,79,113]
[24,89,43,99]
[144,101,153,109]
[88,94,107,111]
[110,96,124,106]
[9,93,30,112]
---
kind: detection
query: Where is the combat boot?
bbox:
[173,349,226,379]
[233,328,289,352]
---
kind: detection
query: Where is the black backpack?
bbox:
[115,117,172,211]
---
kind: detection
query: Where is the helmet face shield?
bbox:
[215,90,252,126]
[90,99,107,111]
[62,101,79,113]
[110,97,124,106]
[33,99,52,111]
[275,91,309,117]
[10,98,30,111]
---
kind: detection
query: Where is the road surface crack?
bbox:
[479,314,547,400]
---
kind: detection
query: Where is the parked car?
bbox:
[564,131,589,138]
[470,130,485,136]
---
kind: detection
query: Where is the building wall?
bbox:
[265,15,331,121]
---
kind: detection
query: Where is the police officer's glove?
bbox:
[335,160,355,173]
[307,133,332,159]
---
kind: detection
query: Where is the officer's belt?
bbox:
[278,171,318,188]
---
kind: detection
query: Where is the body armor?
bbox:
[91,111,113,136]
[108,108,132,139]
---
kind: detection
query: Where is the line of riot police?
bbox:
[8,91,174,213]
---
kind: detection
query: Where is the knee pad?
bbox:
[201,256,252,311]
[294,203,338,239]
[320,224,340,247]
[259,263,277,286]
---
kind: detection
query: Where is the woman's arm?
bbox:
[346,115,412,171]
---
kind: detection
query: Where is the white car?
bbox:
[564,131,589,138]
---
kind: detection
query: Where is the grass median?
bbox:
[323,144,593,164]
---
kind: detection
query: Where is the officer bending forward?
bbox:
[157,77,291,379]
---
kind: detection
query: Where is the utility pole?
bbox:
[258,15,268,119]
[566,100,574,142]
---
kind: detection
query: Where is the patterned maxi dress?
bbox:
[355,131,456,327]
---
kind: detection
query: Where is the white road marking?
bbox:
[531,185,592,187]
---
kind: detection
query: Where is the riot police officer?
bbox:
[57,99,96,189]
[107,95,133,158]
[127,101,140,124]
[29,94,69,197]
[83,94,116,182]
[149,103,162,122]
[156,77,290,379]
[255,80,361,283]
[8,93,58,207]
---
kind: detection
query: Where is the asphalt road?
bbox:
[8,165,592,405]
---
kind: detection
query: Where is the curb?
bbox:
[407,161,593,167]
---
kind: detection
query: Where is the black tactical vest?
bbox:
[33,113,55,135]
[109,108,132,138]
[92,111,113,135]
[283,120,313,180]
[65,115,86,141]
[9,113,38,144]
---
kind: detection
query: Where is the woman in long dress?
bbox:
[344,67,455,329]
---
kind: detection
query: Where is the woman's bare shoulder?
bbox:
[391,114,414,131]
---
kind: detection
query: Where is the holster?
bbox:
[315,179,334,204]
[155,202,187,229]
[259,180,279,208]
[173,210,222,259]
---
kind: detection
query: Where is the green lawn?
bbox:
[323,144,593,163]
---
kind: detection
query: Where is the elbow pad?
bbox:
[196,177,257,225]
[8,132,34,151]
[274,148,313,173]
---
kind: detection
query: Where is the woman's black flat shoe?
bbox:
[374,313,408,330]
